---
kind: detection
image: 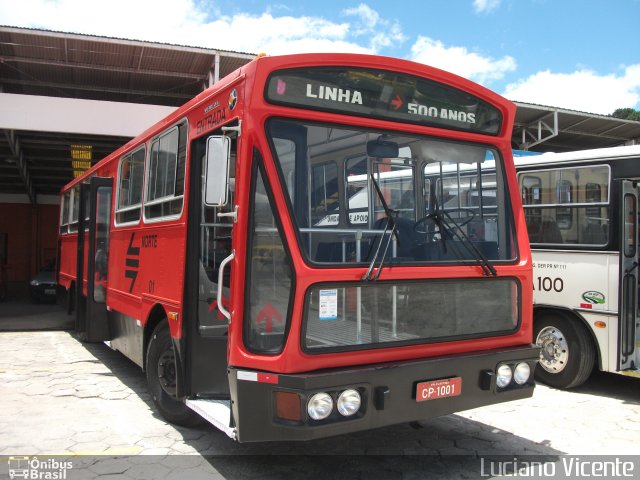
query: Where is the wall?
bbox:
[0,202,59,298]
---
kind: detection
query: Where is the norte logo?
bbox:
[125,232,140,293]
[582,291,605,304]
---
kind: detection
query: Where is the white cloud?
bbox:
[409,36,516,85]
[473,0,502,13]
[0,0,402,56]
[503,65,640,114]
[342,3,406,52]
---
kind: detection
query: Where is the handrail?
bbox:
[217,250,235,323]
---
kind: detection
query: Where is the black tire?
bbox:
[533,311,595,389]
[146,322,202,427]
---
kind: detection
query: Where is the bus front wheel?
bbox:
[533,311,595,389]
[146,322,202,427]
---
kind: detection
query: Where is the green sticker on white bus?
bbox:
[582,291,605,304]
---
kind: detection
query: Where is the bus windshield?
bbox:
[267,118,516,266]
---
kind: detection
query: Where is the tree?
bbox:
[610,108,640,121]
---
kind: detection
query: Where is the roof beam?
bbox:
[514,111,559,150]
[4,55,206,80]
[0,26,256,59]
[0,78,194,100]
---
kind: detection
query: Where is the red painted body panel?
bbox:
[57,53,532,377]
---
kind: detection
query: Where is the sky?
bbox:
[1,0,639,115]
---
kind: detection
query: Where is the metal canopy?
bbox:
[1,26,639,202]
[0,26,255,202]
[513,102,640,153]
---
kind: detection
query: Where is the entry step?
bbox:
[185,399,236,439]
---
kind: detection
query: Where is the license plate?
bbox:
[45,289,56,295]
[416,377,462,402]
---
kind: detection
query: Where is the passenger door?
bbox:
[618,179,638,370]
[184,133,236,396]
[77,177,113,342]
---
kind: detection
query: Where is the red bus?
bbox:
[57,53,537,442]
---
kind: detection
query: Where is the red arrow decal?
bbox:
[391,95,403,110]
[256,303,283,333]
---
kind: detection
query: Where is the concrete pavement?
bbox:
[1,301,639,479]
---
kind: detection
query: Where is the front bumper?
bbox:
[228,344,539,442]
[29,283,57,302]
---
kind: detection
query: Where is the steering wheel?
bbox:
[413,208,476,234]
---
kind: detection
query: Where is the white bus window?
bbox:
[311,162,339,226]
[519,165,610,246]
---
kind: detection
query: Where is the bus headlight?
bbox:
[337,389,361,416]
[513,362,531,385]
[307,392,333,420]
[496,364,513,388]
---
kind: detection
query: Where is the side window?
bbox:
[145,121,187,220]
[69,185,81,233]
[345,157,369,225]
[519,165,610,246]
[311,162,339,226]
[623,194,637,258]
[116,146,145,225]
[59,191,71,234]
[555,179,573,229]
[245,157,293,354]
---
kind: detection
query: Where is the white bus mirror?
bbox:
[204,136,231,206]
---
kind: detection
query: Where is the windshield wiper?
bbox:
[435,210,497,277]
[362,174,399,281]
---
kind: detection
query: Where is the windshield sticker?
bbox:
[319,289,338,320]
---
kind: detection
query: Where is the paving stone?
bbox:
[124,462,171,479]
[69,442,109,453]
[2,324,640,480]
[136,436,177,449]
[88,459,132,476]
[99,390,130,400]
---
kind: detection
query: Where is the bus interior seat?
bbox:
[539,219,563,243]
[314,241,344,263]
[582,221,607,245]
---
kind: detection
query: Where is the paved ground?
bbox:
[1,300,639,479]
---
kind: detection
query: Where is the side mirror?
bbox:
[204,136,231,206]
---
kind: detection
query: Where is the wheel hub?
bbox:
[536,326,569,373]
[157,348,177,397]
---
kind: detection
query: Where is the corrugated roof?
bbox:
[0,26,256,201]
[513,101,640,153]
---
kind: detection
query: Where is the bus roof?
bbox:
[60,52,516,194]
[514,144,640,168]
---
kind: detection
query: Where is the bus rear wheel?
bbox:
[533,311,595,389]
[146,322,202,427]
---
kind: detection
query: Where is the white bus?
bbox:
[515,145,640,388]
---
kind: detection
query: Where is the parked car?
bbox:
[29,261,57,303]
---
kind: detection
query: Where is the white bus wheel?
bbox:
[533,312,595,389]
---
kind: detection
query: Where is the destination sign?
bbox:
[265,67,502,135]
